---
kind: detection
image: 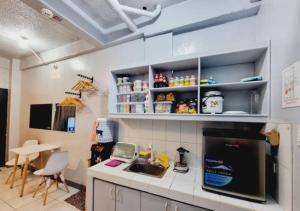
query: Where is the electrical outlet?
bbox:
[297,125,300,146]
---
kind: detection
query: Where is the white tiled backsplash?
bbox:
[118,120,236,167]
[118,120,203,167]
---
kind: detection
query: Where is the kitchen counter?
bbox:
[86,159,283,211]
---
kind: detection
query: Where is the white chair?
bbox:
[32,151,69,205]
[5,140,39,184]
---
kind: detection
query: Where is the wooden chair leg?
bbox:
[10,154,19,189]
[43,179,54,206]
[20,166,23,178]
[20,157,29,197]
[33,177,45,198]
[5,172,13,184]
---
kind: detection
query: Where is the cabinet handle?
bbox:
[174,206,179,211]
[116,188,121,202]
[109,187,115,200]
[164,201,168,211]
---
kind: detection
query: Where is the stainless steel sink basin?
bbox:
[124,159,167,178]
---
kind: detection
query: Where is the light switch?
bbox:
[297,125,300,146]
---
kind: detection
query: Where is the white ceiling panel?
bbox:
[0,0,80,58]
[70,0,188,29]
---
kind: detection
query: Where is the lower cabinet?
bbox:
[169,200,208,211]
[94,179,115,211]
[116,186,141,211]
[141,192,169,211]
[141,193,208,211]
[94,179,209,211]
[94,179,140,211]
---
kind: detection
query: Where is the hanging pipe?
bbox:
[107,0,161,32]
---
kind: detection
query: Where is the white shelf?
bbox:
[116,91,147,95]
[116,82,133,86]
[200,80,267,91]
[150,85,199,92]
[109,113,268,123]
[201,45,268,68]
[109,43,270,123]
[116,102,145,105]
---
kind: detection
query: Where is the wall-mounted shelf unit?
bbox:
[108,42,270,123]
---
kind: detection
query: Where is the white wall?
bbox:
[19,39,145,185]
[254,1,300,211]
[0,57,10,89]
[7,59,22,159]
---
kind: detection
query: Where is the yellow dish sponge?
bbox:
[156,153,170,169]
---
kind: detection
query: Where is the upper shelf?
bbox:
[150,85,198,92]
[200,80,268,91]
[201,46,268,68]
[109,113,268,123]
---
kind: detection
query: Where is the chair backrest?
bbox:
[23,139,39,146]
[43,151,69,176]
[23,140,40,161]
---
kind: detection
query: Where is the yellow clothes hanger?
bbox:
[72,80,97,92]
[59,97,84,108]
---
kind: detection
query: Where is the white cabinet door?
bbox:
[116,186,141,211]
[141,192,170,211]
[170,201,208,211]
[94,179,115,211]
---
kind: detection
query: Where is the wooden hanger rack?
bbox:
[77,74,94,83]
[65,91,82,99]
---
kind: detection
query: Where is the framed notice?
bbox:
[282,61,300,108]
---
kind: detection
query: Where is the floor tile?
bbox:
[16,198,58,211]
[0,199,15,211]
[50,186,79,202]
[6,192,52,210]
[46,201,76,211]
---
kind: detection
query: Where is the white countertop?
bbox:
[87,159,283,211]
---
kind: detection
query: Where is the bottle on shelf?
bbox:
[184,76,190,86]
[190,75,196,86]
[175,76,180,87]
[180,76,185,86]
[154,73,168,88]
[169,77,175,87]
[154,74,159,88]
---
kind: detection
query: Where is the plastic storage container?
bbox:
[131,93,146,102]
[131,104,145,114]
[117,83,133,94]
[154,101,172,113]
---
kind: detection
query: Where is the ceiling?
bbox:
[22,0,188,48]
[0,0,80,59]
[0,0,187,59]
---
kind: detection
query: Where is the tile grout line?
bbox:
[0,198,18,211]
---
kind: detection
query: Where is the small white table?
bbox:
[9,144,60,197]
